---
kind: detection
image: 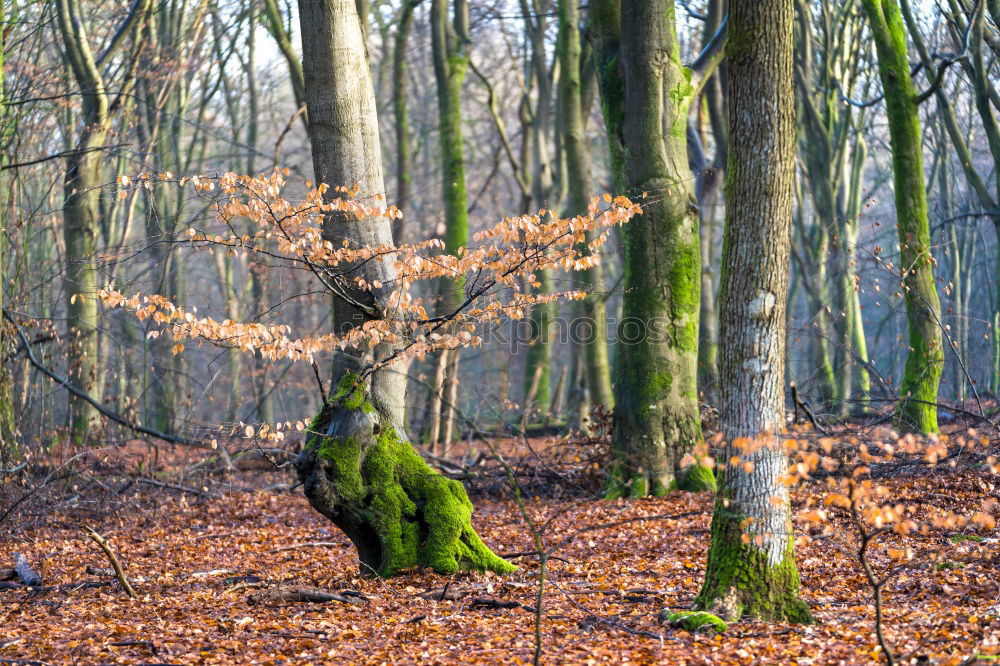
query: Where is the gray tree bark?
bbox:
[696,0,812,622]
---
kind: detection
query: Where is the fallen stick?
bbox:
[13,553,41,587]
[79,525,137,599]
[108,640,157,655]
[135,478,209,497]
[267,542,341,554]
[248,585,365,605]
[469,597,534,611]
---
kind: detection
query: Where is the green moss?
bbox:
[628,475,649,499]
[936,561,963,570]
[663,610,727,634]
[950,534,984,544]
[332,372,374,413]
[674,464,716,492]
[696,497,814,623]
[311,415,515,577]
[316,436,366,504]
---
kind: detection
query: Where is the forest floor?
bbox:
[1,434,998,665]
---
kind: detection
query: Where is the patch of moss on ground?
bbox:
[950,534,984,544]
[660,610,727,634]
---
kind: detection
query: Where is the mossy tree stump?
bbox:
[296,375,515,577]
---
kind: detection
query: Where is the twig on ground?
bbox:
[79,525,137,599]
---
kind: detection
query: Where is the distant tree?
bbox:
[0,0,13,455]
[425,0,470,451]
[557,0,613,421]
[696,0,812,622]
[860,0,943,433]
[55,0,149,443]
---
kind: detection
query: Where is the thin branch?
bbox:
[4,309,211,449]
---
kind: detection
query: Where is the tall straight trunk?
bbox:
[862,0,943,433]
[557,0,613,421]
[427,0,470,451]
[56,0,148,443]
[391,0,418,242]
[0,1,13,455]
[696,0,812,623]
[844,136,871,403]
[519,0,557,419]
[695,0,727,399]
[244,13,273,425]
[594,0,722,497]
[295,0,511,577]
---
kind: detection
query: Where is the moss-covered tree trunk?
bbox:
[557,0,613,419]
[696,0,812,623]
[296,0,511,577]
[426,0,470,451]
[297,375,514,577]
[593,0,721,497]
[861,0,943,434]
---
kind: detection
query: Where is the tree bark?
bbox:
[295,0,511,577]
[56,0,148,443]
[391,0,419,242]
[594,0,714,497]
[862,0,943,433]
[0,0,13,455]
[558,0,614,420]
[696,0,812,623]
[426,0,470,451]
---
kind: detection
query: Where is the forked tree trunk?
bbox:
[696,0,812,623]
[56,0,148,443]
[295,0,512,577]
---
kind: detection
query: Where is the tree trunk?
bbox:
[696,0,812,623]
[426,0,470,448]
[594,0,713,497]
[391,0,418,242]
[558,0,613,417]
[298,374,514,576]
[862,0,943,433]
[295,0,511,577]
[0,1,13,455]
[520,0,557,420]
[56,0,147,443]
